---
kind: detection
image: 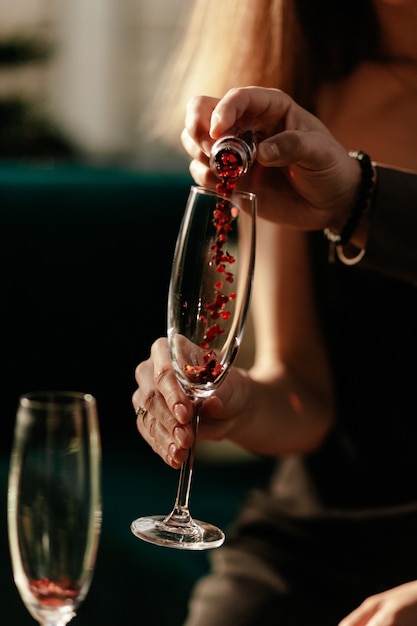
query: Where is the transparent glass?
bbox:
[8,391,102,626]
[131,185,256,550]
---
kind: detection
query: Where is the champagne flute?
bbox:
[131,185,256,550]
[7,391,102,626]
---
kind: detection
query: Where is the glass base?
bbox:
[130,514,225,551]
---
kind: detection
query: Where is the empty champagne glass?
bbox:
[8,391,102,626]
[131,185,256,550]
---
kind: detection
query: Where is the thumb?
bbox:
[257,129,336,170]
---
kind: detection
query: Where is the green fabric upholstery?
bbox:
[0,164,271,625]
[0,164,190,452]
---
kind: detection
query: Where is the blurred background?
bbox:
[0,0,190,169]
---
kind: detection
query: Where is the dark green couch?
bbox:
[0,163,271,626]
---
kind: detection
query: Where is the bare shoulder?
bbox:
[316,61,417,170]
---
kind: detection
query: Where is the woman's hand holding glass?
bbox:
[131,185,256,549]
[133,338,250,469]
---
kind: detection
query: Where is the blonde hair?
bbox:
[146,0,294,146]
[145,0,378,147]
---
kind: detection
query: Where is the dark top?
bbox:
[272,165,417,511]
[364,166,417,286]
[182,167,417,626]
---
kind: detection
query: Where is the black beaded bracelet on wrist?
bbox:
[324,150,375,247]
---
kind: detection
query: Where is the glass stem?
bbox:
[167,399,202,526]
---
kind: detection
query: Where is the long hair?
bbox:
[145,0,380,146]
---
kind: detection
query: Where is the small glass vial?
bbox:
[209,131,258,180]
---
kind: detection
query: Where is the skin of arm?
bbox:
[219,220,334,456]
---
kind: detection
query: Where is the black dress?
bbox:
[183,167,417,626]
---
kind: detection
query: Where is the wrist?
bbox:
[324,151,376,264]
[324,151,375,246]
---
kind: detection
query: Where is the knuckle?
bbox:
[148,424,176,467]
[149,435,160,457]
[151,336,167,353]
[287,130,305,153]
[185,97,207,134]
[189,161,213,187]
[154,363,173,388]
[147,416,157,440]
[134,361,143,380]
[225,87,240,99]
[186,94,204,110]
[142,388,158,412]
[131,389,139,406]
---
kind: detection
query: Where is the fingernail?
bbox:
[202,140,211,155]
[259,141,280,162]
[168,443,177,459]
[174,403,189,423]
[174,426,188,448]
[210,113,221,134]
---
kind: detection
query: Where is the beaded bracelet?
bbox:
[324,150,375,247]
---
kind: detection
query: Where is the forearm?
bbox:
[225,365,334,457]
[361,166,417,285]
[227,225,334,457]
